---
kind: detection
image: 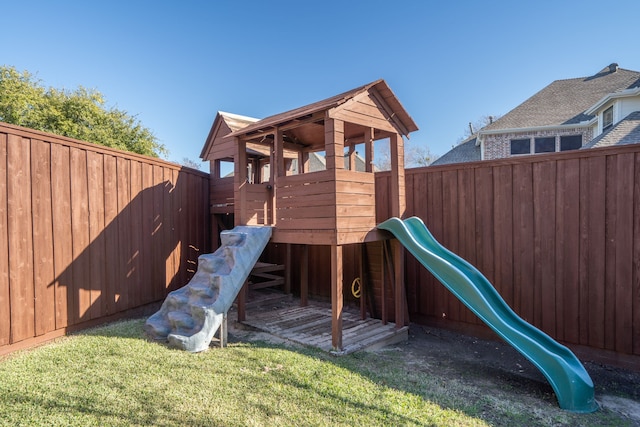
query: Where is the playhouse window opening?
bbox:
[370,137,388,170]
[218,160,234,178]
[260,159,270,183]
[286,158,298,175]
[344,143,366,171]
[309,150,327,172]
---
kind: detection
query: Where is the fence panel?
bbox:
[0,123,210,355]
[376,145,640,359]
[0,134,9,346]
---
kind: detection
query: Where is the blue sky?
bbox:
[4,1,640,167]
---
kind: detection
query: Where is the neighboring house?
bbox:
[433,64,640,165]
[431,136,480,165]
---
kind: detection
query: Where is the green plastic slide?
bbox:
[378,216,597,413]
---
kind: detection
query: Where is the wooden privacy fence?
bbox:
[0,123,210,355]
[378,143,640,364]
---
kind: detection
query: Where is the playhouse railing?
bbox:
[237,182,271,225]
[274,169,375,233]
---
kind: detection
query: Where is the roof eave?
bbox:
[200,112,225,159]
[227,79,418,139]
[369,80,419,135]
[476,120,596,146]
[227,81,381,139]
[200,111,260,159]
[584,87,640,115]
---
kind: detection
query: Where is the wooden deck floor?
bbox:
[239,290,408,355]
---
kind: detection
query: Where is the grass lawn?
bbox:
[0,319,632,426]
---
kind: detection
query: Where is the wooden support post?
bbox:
[389,133,406,218]
[219,312,228,348]
[262,194,268,226]
[331,244,343,350]
[269,134,276,184]
[359,244,366,320]
[392,239,406,328]
[213,159,221,179]
[251,159,260,184]
[270,128,284,225]
[274,127,285,177]
[348,144,356,171]
[300,244,309,306]
[301,151,309,174]
[266,183,274,225]
[235,137,248,226]
[381,242,388,325]
[237,279,248,322]
[365,127,374,173]
[389,134,407,328]
[298,150,305,174]
[324,116,344,170]
[211,214,219,252]
[284,243,292,294]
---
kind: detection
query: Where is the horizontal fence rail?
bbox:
[0,123,210,354]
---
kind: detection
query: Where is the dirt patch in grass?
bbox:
[401,324,640,422]
[229,319,640,426]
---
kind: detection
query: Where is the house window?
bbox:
[560,135,582,151]
[535,137,556,153]
[602,105,613,131]
[510,138,530,155]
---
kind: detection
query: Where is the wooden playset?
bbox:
[200,80,418,350]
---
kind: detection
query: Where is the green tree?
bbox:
[0,66,165,157]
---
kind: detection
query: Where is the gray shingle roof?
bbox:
[483,66,640,131]
[430,137,480,166]
[581,111,640,149]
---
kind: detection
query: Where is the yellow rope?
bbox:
[351,277,362,298]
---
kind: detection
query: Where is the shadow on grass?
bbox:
[72,319,484,426]
[73,318,639,427]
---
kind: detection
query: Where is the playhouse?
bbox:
[199,80,418,351]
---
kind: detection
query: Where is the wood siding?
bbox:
[210,176,234,214]
[376,145,640,360]
[242,183,270,225]
[272,169,376,240]
[276,170,337,230]
[330,91,398,134]
[335,169,376,233]
[0,123,210,355]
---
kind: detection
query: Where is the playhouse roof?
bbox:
[227,79,418,140]
[200,111,259,159]
[217,111,259,132]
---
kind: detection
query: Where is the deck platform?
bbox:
[238,290,408,355]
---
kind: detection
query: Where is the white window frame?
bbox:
[602,105,614,132]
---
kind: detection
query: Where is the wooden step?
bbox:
[249,262,285,290]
